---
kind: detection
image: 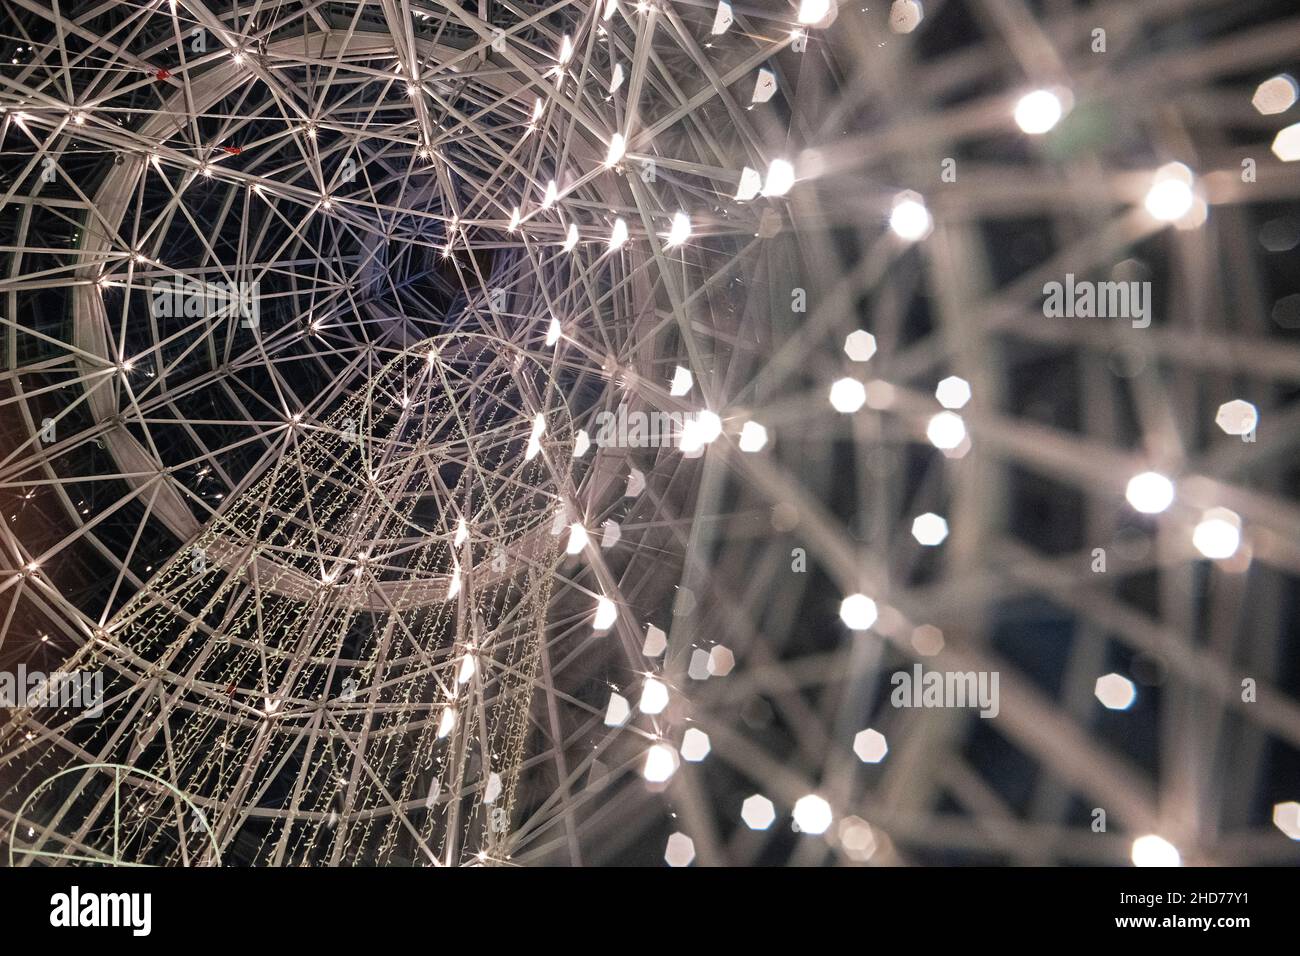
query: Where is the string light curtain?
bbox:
[2,334,572,866]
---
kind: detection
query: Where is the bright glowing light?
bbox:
[696,410,723,443]
[605,132,626,165]
[844,330,877,362]
[1273,122,1300,162]
[738,420,768,452]
[889,192,932,241]
[643,743,679,782]
[1095,673,1137,710]
[609,217,628,250]
[457,653,477,684]
[437,706,457,739]
[1014,89,1064,134]
[735,167,762,201]
[542,179,558,208]
[911,513,949,546]
[604,692,630,726]
[483,772,501,805]
[1215,399,1257,436]
[741,795,776,830]
[793,794,833,834]
[681,728,711,762]
[829,377,866,413]
[839,593,878,631]
[1131,834,1181,867]
[562,222,579,251]
[664,832,695,866]
[572,429,591,457]
[1253,74,1298,115]
[665,211,691,247]
[1273,801,1300,840]
[762,158,795,197]
[926,412,966,450]
[679,418,705,455]
[889,0,923,33]
[557,35,574,64]
[642,624,667,657]
[1125,471,1174,514]
[1192,507,1241,559]
[547,317,562,346]
[508,207,520,231]
[1144,164,1196,222]
[639,677,669,714]
[935,375,972,409]
[1146,181,1195,221]
[712,0,734,35]
[593,596,617,631]
[797,0,831,25]
[454,518,468,547]
[670,365,694,396]
[566,523,589,555]
[853,728,888,763]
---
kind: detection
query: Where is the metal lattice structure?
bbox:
[7,334,570,865]
[2,0,1300,866]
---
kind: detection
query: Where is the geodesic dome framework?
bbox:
[2,0,1300,868]
[5,334,571,865]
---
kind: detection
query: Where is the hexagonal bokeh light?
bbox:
[853,729,889,763]
[741,795,778,832]
[1095,674,1138,712]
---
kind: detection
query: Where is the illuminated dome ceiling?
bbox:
[2,0,1300,866]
